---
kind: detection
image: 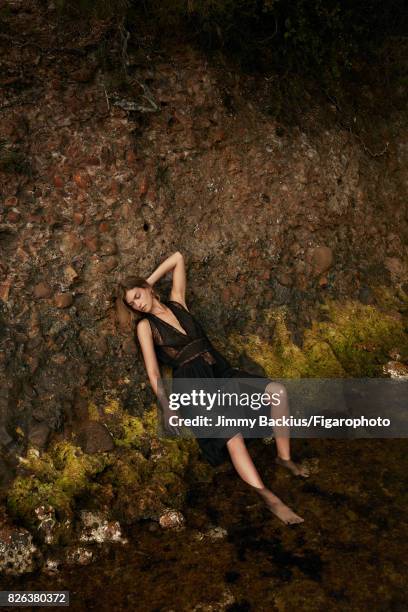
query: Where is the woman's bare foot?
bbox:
[275,456,310,478]
[254,487,304,524]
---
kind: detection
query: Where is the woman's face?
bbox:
[125,286,153,313]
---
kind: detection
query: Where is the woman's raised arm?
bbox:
[146,251,187,308]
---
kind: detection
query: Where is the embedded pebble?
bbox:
[79,510,128,544]
[159,509,185,530]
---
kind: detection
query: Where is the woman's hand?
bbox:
[161,407,182,437]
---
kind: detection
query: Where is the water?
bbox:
[3,438,408,611]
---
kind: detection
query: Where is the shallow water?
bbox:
[3,438,408,611]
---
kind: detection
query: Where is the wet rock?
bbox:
[73,211,84,225]
[73,171,90,189]
[53,175,64,189]
[60,233,82,257]
[27,422,50,448]
[83,235,99,252]
[79,510,128,544]
[0,520,39,575]
[193,525,228,542]
[75,420,115,454]
[64,265,79,284]
[159,509,185,530]
[54,292,73,308]
[33,282,52,299]
[42,557,62,574]
[383,361,408,379]
[65,545,94,566]
[6,210,20,223]
[310,246,333,276]
[0,277,12,302]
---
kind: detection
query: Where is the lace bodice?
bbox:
[142,300,217,368]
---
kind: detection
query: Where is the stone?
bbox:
[4,196,18,207]
[0,278,12,302]
[79,510,127,544]
[0,521,38,575]
[75,421,115,453]
[6,210,20,223]
[99,221,109,233]
[73,171,90,189]
[159,509,185,530]
[64,265,78,284]
[54,293,73,308]
[383,361,408,379]
[33,282,52,299]
[65,546,93,566]
[83,235,99,252]
[310,246,333,276]
[60,233,82,257]
[73,212,84,225]
[28,422,50,448]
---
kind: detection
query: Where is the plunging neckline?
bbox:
[148,301,188,337]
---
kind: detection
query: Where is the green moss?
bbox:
[228,293,408,379]
[316,299,408,376]
[88,401,101,421]
[7,441,111,534]
[7,477,73,529]
[153,439,191,475]
[102,449,151,489]
[114,414,145,449]
[102,399,159,450]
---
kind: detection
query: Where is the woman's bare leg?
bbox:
[265,383,310,478]
[226,433,304,524]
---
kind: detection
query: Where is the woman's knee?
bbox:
[226,432,244,450]
[265,382,288,404]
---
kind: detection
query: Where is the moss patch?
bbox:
[229,292,408,378]
[7,442,111,538]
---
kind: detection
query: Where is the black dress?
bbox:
[143,300,274,467]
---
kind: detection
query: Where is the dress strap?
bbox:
[167,299,189,312]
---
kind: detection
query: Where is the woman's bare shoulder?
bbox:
[136,318,152,336]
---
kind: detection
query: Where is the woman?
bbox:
[118,251,309,525]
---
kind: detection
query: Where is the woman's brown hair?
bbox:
[115,276,161,333]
